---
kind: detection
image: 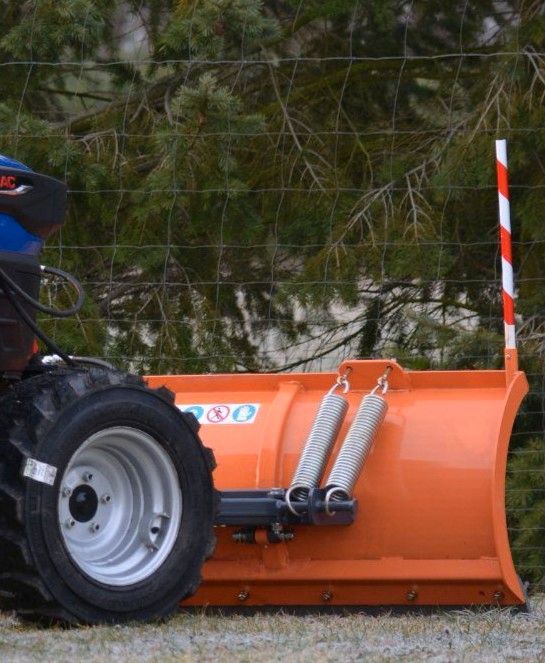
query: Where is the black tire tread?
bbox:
[0,367,218,624]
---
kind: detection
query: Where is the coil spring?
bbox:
[287,391,348,504]
[325,392,387,505]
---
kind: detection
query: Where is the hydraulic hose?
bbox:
[0,265,115,370]
[0,263,84,317]
[0,274,75,366]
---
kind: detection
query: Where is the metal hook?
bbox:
[285,485,307,516]
[324,487,347,516]
[371,365,392,395]
[328,368,351,395]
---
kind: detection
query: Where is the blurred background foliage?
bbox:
[0,0,544,588]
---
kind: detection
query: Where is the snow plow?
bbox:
[148,354,527,609]
[0,142,530,624]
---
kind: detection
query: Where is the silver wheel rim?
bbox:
[58,426,182,586]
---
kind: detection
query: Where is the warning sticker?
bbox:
[22,457,57,486]
[177,403,260,425]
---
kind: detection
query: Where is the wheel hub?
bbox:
[57,426,182,586]
[69,484,98,523]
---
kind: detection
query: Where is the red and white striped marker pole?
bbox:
[495,139,518,379]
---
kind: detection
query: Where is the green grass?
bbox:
[1,597,544,662]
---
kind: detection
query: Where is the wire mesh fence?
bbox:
[1,2,544,593]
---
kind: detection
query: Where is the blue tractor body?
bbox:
[0,156,67,373]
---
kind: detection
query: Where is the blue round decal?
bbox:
[184,405,204,420]
[232,404,256,423]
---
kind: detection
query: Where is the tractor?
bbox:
[0,153,529,624]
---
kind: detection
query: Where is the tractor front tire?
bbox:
[0,368,216,624]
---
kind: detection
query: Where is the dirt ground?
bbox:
[0,596,544,662]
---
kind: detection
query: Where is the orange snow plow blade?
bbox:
[148,353,528,608]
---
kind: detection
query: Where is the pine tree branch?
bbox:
[37,87,113,102]
[267,62,325,192]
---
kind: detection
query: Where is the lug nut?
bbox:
[65,518,75,529]
[61,486,72,498]
[101,494,111,504]
[82,471,93,482]
[89,522,100,533]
